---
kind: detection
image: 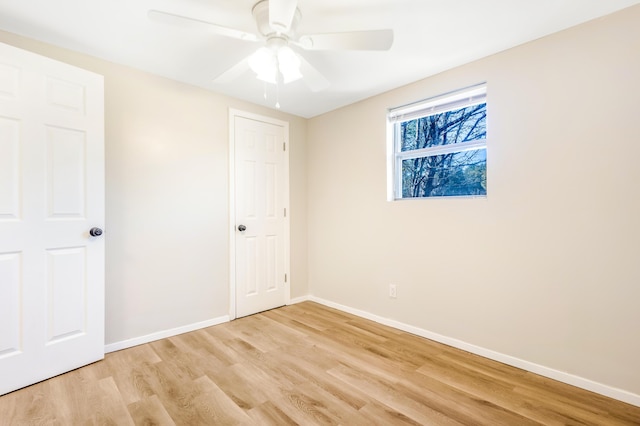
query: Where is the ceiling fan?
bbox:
[148,0,394,93]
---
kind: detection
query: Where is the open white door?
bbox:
[230,110,289,318]
[0,42,104,395]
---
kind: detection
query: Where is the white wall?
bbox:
[0,30,308,345]
[307,5,640,398]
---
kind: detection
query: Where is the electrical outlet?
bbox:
[389,284,397,298]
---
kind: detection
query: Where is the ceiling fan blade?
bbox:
[299,56,330,92]
[298,29,394,51]
[212,57,251,84]
[268,0,298,33]
[148,10,258,42]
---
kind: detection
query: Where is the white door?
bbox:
[232,111,289,318]
[0,42,104,395]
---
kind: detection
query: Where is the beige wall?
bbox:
[0,30,308,345]
[307,5,640,396]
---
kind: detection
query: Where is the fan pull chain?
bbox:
[275,76,281,109]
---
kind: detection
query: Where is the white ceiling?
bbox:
[0,0,638,118]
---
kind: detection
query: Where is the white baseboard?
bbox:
[288,295,311,305]
[308,296,640,408]
[104,315,230,354]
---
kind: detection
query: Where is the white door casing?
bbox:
[0,42,104,395]
[229,109,289,319]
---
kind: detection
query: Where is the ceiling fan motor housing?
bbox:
[252,0,301,38]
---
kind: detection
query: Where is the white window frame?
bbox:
[387,83,487,200]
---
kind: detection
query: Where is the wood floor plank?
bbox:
[128,395,176,426]
[264,345,370,411]
[224,314,306,352]
[97,345,163,406]
[1,301,638,425]
[151,338,206,381]
[247,400,298,425]
[267,304,341,332]
[513,383,639,425]
[327,362,462,425]
[268,384,351,425]
[110,361,158,405]
[0,381,60,425]
[520,369,640,424]
[87,376,136,425]
[47,367,97,424]
[358,401,429,426]
[190,376,254,425]
[260,307,327,335]
[416,353,523,403]
[393,367,541,425]
[188,329,239,367]
[201,362,273,410]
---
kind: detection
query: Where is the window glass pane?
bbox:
[400,103,486,152]
[402,149,486,198]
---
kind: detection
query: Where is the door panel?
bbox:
[234,114,288,318]
[266,235,277,292]
[46,76,86,113]
[46,126,86,217]
[46,247,86,342]
[245,236,258,296]
[0,116,20,219]
[0,62,20,98]
[0,252,21,358]
[0,42,104,396]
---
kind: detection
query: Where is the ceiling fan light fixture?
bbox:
[248,46,278,83]
[248,44,302,85]
[277,46,302,83]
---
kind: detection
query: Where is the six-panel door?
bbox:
[234,115,287,318]
[0,42,104,395]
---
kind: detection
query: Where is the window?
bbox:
[387,84,487,200]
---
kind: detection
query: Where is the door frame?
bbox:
[228,108,290,320]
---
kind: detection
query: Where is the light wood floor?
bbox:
[1,302,638,425]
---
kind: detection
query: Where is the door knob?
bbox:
[89,227,103,237]
[238,224,246,232]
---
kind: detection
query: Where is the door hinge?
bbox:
[283,142,286,151]
[284,208,287,217]
[285,274,288,283]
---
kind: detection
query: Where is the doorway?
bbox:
[229,109,290,319]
